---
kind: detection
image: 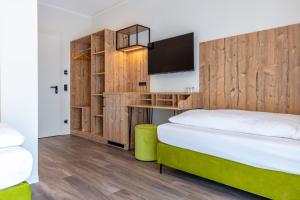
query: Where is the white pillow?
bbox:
[0,124,24,148]
[169,109,300,140]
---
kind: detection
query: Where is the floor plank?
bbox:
[32,135,265,200]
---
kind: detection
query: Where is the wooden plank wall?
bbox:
[105,30,149,93]
[200,23,300,114]
[126,49,149,92]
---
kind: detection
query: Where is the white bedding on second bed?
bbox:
[158,123,300,175]
[0,124,24,148]
[0,147,33,190]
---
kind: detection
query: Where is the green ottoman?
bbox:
[135,124,158,161]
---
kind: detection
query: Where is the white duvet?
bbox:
[0,123,33,189]
[158,123,300,175]
[0,147,33,190]
[169,109,300,140]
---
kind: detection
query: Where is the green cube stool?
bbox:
[135,124,158,161]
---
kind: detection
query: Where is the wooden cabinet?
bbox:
[70,28,150,149]
[70,33,202,150]
[70,30,109,142]
[103,106,128,146]
[103,93,129,149]
[103,93,148,150]
[103,93,123,145]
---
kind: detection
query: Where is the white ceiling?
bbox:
[38,0,128,17]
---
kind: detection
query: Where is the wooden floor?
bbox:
[32,135,264,200]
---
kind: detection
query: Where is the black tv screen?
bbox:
[148,33,194,75]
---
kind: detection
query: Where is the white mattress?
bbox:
[0,147,33,190]
[158,123,300,175]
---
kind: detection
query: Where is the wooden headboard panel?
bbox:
[200,23,300,114]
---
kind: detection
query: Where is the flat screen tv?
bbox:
[148,32,194,75]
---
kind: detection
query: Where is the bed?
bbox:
[157,109,300,200]
[0,124,32,200]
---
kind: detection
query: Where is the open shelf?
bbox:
[131,93,202,110]
[92,31,105,53]
[92,116,103,137]
[93,76,105,94]
[71,106,91,133]
[92,55,105,74]
[71,35,91,134]
[91,31,105,136]
[72,36,91,60]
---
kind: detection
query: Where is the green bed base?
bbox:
[0,182,31,200]
[157,142,300,200]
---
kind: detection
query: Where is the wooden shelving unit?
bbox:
[91,30,105,137]
[70,28,150,149]
[70,29,201,151]
[70,35,91,134]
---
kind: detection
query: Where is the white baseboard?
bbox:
[38,131,69,139]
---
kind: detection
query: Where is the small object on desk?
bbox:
[186,87,195,93]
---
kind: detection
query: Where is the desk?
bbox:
[127,105,187,150]
[103,92,201,150]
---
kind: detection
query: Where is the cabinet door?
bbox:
[103,106,113,142]
[103,95,129,146]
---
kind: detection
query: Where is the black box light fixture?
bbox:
[116,24,150,52]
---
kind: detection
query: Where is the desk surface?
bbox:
[128,104,187,110]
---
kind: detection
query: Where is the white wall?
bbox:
[38,4,92,136]
[0,0,39,183]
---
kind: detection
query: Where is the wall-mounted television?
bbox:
[148,32,194,75]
